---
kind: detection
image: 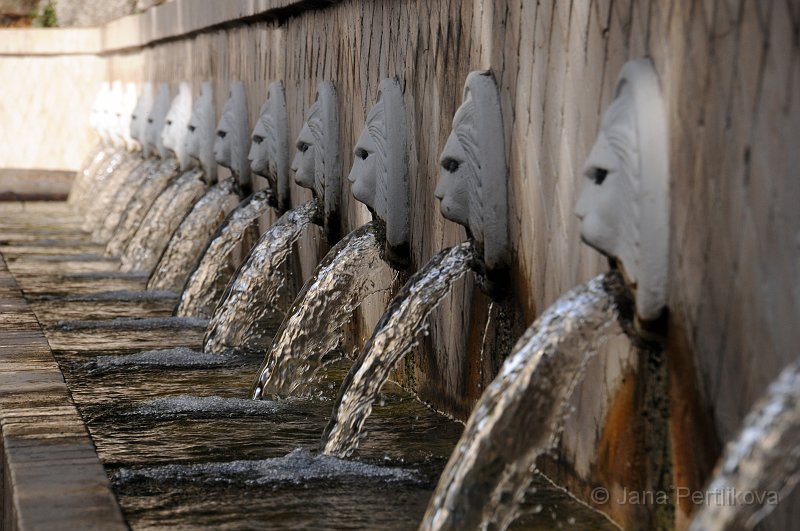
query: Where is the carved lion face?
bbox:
[347,102,383,209]
[130,83,153,154]
[185,82,216,181]
[291,121,318,194]
[291,82,340,241]
[161,82,193,170]
[434,71,508,279]
[214,106,234,169]
[575,82,638,267]
[214,83,251,188]
[575,58,670,321]
[248,113,272,178]
[248,82,288,200]
[146,84,171,159]
[435,89,481,237]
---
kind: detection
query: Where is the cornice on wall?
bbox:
[0,0,337,56]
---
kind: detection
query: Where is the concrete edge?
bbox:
[0,170,74,201]
[0,0,339,56]
[0,253,127,530]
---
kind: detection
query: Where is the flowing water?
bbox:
[105,158,179,257]
[25,180,237,324]
[67,144,110,206]
[148,180,238,292]
[82,155,140,233]
[176,190,273,318]
[93,158,160,244]
[54,346,466,530]
[73,149,128,213]
[202,200,319,353]
[320,243,476,457]
[40,293,612,530]
[81,150,130,209]
[252,221,393,399]
[121,169,207,273]
[689,360,800,531]
[2,197,618,530]
[419,272,628,531]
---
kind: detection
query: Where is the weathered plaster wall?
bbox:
[0,28,105,170]
[1,0,798,528]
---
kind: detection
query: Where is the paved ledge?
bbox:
[0,28,103,56]
[0,170,74,201]
[103,0,339,52]
[0,254,126,530]
[0,0,339,56]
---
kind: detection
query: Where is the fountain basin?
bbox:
[0,253,126,530]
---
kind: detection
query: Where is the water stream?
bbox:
[74,150,129,214]
[689,359,800,531]
[321,242,476,457]
[202,200,319,353]
[252,221,393,399]
[148,179,238,292]
[105,159,179,257]
[67,145,110,206]
[121,168,207,273]
[54,347,467,530]
[176,190,273,318]
[82,155,140,233]
[419,272,628,531]
[93,158,159,244]
[1,196,621,530]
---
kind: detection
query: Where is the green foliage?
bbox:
[36,2,58,28]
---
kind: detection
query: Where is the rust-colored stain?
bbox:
[666,321,721,523]
[593,370,649,528]
[511,261,537,325]
[464,287,490,406]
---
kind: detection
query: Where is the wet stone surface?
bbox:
[0,202,618,530]
[0,252,127,530]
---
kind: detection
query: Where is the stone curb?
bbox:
[0,253,127,531]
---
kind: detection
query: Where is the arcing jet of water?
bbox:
[176,190,274,319]
[251,221,392,398]
[320,73,509,455]
[202,200,320,353]
[419,273,628,531]
[251,78,409,397]
[320,242,477,456]
[203,81,347,353]
[689,360,800,531]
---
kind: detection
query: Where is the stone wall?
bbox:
[0,0,143,27]
[1,1,799,528]
[0,28,104,170]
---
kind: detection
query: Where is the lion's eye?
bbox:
[217,130,227,139]
[253,135,265,144]
[166,120,172,126]
[355,148,368,160]
[441,158,460,173]
[587,167,608,185]
[188,125,196,132]
[297,141,310,153]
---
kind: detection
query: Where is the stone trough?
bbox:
[0,254,125,530]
